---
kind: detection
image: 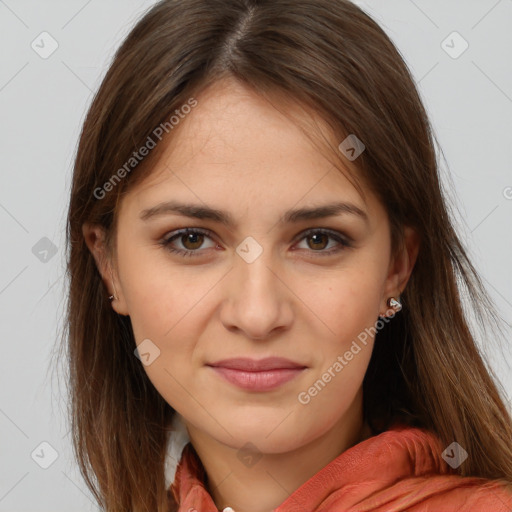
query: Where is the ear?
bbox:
[379,226,420,317]
[82,222,129,316]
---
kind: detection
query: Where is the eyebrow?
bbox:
[139,200,369,226]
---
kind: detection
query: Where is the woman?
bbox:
[64,0,512,510]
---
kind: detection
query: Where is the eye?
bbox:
[159,227,352,259]
[293,229,352,256]
[160,228,218,257]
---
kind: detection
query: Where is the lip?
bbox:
[207,357,306,371]
[206,357,307,392]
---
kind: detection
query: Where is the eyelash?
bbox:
[159,227,352,258]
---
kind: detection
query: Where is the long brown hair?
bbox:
[58,0,512,510]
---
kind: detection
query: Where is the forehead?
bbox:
[120,78,382,222]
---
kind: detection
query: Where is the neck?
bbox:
[185,391,369,512]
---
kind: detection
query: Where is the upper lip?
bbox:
[206,357,307,371]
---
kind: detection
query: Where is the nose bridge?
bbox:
[234,239,281,305]
[220,236,292,338]
[239,248,276,291]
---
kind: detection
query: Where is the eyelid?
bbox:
[160,226,352,257]
[290,228,353,257]
[291,227,351,245]
[162,226,214,241]
[161,227,218,248]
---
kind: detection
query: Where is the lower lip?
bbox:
[208,366,306,391]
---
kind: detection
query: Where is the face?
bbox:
[85,77,417,454]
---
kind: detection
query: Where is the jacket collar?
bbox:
[169,424,450,511]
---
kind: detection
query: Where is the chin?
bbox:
[211,420,308,454]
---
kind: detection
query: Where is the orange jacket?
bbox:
[169,424,512,511]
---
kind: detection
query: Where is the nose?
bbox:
[219,248,294,341]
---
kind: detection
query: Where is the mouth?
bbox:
[206,357,307,392]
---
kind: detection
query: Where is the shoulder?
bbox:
[322,425,512,511]
[321,472,512,511]
[379,475,512,511]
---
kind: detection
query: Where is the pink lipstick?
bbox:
[206,357,307,392]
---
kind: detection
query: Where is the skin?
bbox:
[83,77,420,512]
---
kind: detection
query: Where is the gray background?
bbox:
[1,0,511,510]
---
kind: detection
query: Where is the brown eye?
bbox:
[294,229,352,256]
[161,228,217,257]
[306,232,329,250]
[181,232,205,250]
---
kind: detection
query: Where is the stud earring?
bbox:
[386,296,402,311]
[378,295,402,318]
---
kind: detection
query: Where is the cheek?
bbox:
[294,277,379,431]
[116,248,215,397]
[116,241,205,338]
[303,279,378,396]
[294,263,384,346]
[289,263,384,404]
